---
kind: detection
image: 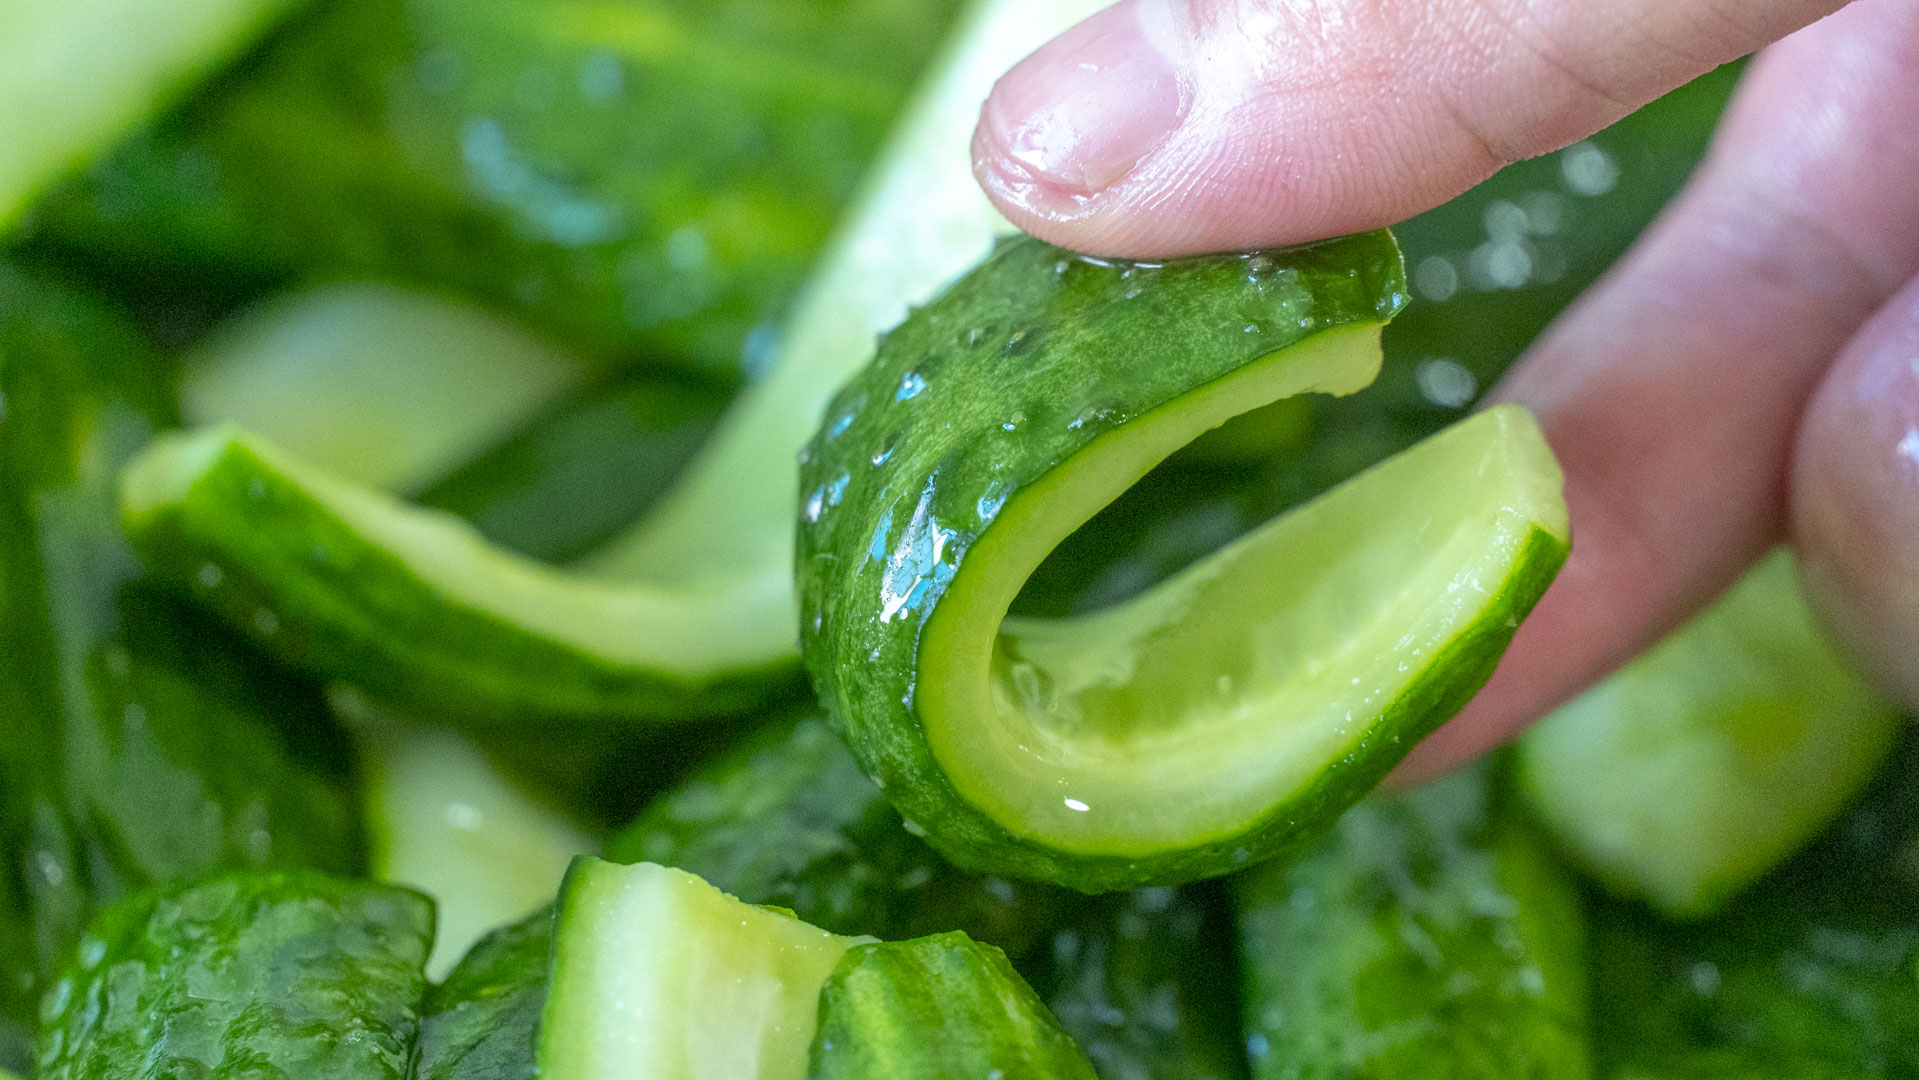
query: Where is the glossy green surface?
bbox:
[36,869,433,1080]
[810,931,1098,1080]
[607,713,1078,960]
[1235,765,1590,1080]
[0,265,362,1063]
[1519,549,1900,918]
[28,0,962,374]
[416,908,550,1080]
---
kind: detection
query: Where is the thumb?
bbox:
[973,0,1850,257]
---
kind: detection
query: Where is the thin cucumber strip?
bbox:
[362,719,592,980]
[799,231,1567,890]
[0,0,302,230]
[537,857,869,1080]
[1234,765,1591,1079]
[184,282,592,495]
[416,909,550,1080]
[809,931,1099,1080]
[113,0,1116,724]
[36,870,433,1080]
[1518,548,1901,919]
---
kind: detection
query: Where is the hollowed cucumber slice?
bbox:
[799,232,1568,890]
[538,858,868,1080]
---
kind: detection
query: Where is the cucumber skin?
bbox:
[605,713,1080,961]
[1234,765,1591,1080]
[36,870,433,1080]
[415,908,550,1080]
[0,265,362,1059]
[810,932,1099,1080]
[122,432,797,727]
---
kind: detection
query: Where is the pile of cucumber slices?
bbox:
[3,0,1913,1077]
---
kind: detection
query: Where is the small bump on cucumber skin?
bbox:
[809,932,1099,1080]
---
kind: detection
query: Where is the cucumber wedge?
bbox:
[416,909,550,1080]
[538,857,869,1080]
[1517,548,1901,918]
[799,231,1567,890]
[810,932,1098,1080]
[0,0,300,229]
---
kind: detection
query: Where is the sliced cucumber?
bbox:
[1517,548,1901,919]
[183,282,592,495]
[362,719,592,979]
[1235,765,1590,1079]
[538,857,869,1080]
[810,931,1098,1080]
[0,0,300,229]
[799,231,1567,890]
[114,0,1114,724]
[416,908,550,1080]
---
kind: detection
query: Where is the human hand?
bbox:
[969,0,1919,779]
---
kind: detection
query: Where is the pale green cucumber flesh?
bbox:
[1518,548,1901,918]
[538,858,867,1080]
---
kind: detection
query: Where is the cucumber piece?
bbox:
[1518,549,1901,919]
[363,719,592,979]
[538,857,868,1080]
[0,0,301,230]
[416,908,550,1080]
[607,713,1078,959]
[810,931,1098,1080]
[800,230,1568,889]
[183,282,592,495]
[1234,765,1590,1080]
[36,869,433,1080]
[0,264,362,1042]
[1037,885,1249,1080]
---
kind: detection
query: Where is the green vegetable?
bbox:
[538,857,866,1080]
[1037,885,1249,1080]
[0,0,301,230]
[1590,732,1919,1076]
[36,869,433,1080]
[811,931,1099,1080]
[1519,548,1900,919]
[28,0,964,374]
[0,264,361,1045]
[800,230,1568,890]
[606,712,1078,959]
[1234,764,1590,1079]
[416,908,551,1080]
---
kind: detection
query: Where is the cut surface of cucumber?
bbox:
[0,0,299,229]
[800,231,1567,890]
[538,857,867,1080]
[1518,548,1901,918]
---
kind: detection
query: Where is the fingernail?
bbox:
[974,0,1186,215]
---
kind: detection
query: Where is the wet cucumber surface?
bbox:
[415,909,551,1080]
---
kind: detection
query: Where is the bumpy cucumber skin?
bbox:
[607,713,1080,959]
[1234,764,1591,1080]
[416,908,550,1080]
[29,0,960,376]
[122,432,798,727]
[0,266,362,1066]
[1036,884,1250,1080]
[810,932,1099,1080]
[796,231,1571,891]
[37,870,432,1080]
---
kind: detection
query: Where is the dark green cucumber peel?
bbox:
[606,712,1080,959]
[799,231,1568,890]
[36,870,433,1080]
[1234,763,1591,1079]
[415,908,550,1080]
[810,931,1098,1080]
[0,264,362,1054]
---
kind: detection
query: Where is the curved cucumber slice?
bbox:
[810,932,1097,1080]
[1517,548,1901,918]
[538,857,868,1080]
[0,0,298,229]
[800,231,1566,890]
